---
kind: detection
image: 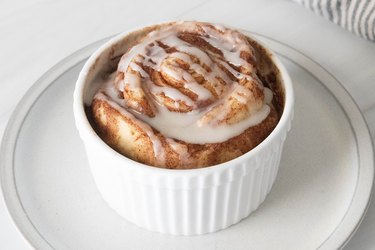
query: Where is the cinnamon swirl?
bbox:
[89,21,284,169]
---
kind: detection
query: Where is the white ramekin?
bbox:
[73,22,294,236]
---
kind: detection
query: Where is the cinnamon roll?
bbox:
[90,21,284,169]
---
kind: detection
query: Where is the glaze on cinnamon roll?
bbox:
[90,21,284,169]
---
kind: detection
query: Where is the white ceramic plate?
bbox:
[1,33,373,250]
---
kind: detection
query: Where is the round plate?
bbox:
[1,33,373,250]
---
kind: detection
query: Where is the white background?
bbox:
[1,0,375,249]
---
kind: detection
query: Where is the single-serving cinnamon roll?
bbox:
[90,21,284,169]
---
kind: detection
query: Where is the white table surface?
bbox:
[1,0,374,249]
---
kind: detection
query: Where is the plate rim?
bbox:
[253,32,374,250]
[0,33,373,250]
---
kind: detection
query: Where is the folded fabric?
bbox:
[293,0,375,41]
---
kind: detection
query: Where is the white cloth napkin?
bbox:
[293,0,375,41]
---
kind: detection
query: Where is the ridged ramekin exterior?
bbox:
[83,123,290,235]
[73,21,294,236]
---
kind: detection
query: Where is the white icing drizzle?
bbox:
[132,101,271,144]
[165,138,191,163]
[129,62,148,77]
[151,84,195,106]
[93,21,275,148]
[94,74,166,164]
[264,87,274,104]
